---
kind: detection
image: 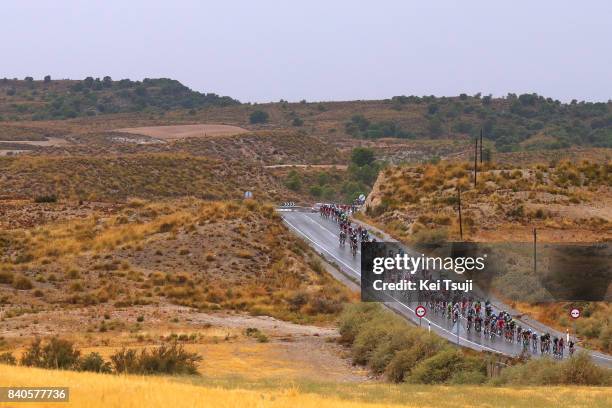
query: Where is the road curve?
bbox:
[281,209,612,368]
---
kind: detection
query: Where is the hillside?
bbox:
[0,153,306,202]
[0,199,353,348]
[364,160,611,243]
[0,77,238,121]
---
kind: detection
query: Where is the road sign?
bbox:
[415,305,427,318]
[244,191,253,199]
[358,194,366,202]
[570,308,581,319]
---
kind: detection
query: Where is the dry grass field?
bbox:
[115,124,248,140]
[1,364,610,408]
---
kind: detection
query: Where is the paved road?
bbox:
[281,209,612,367]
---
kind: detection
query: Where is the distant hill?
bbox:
[0,76,239,120]
[341,94,612,151]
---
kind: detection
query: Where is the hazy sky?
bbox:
[3,1,611,103]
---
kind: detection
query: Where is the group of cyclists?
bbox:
[429,296,574,358]
[317,202,576,360]
[319,204,374,257]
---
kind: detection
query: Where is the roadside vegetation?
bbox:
[339,304,611,386]
[278,147,382,202]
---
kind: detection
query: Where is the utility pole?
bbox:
[480,128,483,164]
[457,187,463,240]
[533,228,537,275]
[474,137,478,188]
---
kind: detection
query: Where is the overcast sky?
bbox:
[3,1,611,103]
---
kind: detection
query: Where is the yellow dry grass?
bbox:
[116,124,248,140]
[1,364,611,408]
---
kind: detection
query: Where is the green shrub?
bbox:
[384,335,447,382]
[20,338,80,369]
[111,343,202,375]
[34,195,57,203]
[109,348,140,374]
[0,352,16,365]
[560,352,610,385]
[249,110,269,124]
[450,370,487,384]
[12,276,33,290]
[494,353,609,386]
[338,303,383,345]
[409,349,462,384]
[79,352,112,373]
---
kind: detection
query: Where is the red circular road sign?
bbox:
[415,305,427,318]
[570,308,581,319]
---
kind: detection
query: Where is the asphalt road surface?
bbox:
[281,209,612,368]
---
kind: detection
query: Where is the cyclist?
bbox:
[467,308,474,332]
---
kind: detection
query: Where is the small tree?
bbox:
[249,110,269,124]
[284,170,301,191]
[292,117,304,126]
[44,75,51,83]
[102,76,113,88]
[350,147,375,167]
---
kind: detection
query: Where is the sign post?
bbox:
[415,305,427,327]
[570,308,580,344]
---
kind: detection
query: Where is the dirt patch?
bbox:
[115,124,248,140]
[265,164,348,170]
[0,137,68,147]
[0,305,367,383]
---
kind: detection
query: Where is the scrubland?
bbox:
[0,199,352,324]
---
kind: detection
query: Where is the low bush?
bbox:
[0,271,14,284]
[0,352,16,365]
[20,338,80,369]
[111,343,202,375]
[12,276,33,290]
[34,195,57,203]
[494,352,611,386]
[338,304,483,384]
[79,352,112,373]
[409,349,485,384]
